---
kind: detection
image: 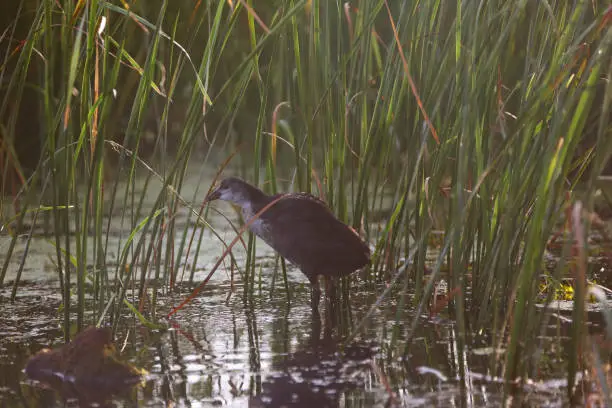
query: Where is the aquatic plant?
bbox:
[1,0,611,404]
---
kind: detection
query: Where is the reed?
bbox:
[1,0,611,402]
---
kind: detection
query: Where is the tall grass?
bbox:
[1,0,611,402]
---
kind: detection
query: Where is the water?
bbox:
[0,168,574,407]
[0,274,571,407]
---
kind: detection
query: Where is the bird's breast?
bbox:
[241,206,271,241]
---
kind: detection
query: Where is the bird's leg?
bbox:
[310,307,322,344]
[324,276,338,327]
[324,276,337,303]
[311,278,321,311]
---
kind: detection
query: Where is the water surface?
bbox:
[0,169,575,407]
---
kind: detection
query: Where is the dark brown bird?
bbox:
[205,177,370,307]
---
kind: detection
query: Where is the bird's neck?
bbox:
[237,183,272,212]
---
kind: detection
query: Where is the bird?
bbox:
[205,177,370,307]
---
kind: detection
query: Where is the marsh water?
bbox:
[0,165,583,407]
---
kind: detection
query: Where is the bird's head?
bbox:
[205,177,255,207]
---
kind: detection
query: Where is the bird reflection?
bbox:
[250,306,377,407]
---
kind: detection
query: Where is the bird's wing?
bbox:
[261,196,369,274]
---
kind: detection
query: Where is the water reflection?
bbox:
[2,271,571,407]
[250,306,379,407]
[0,165,588,406]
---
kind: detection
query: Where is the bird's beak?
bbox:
[204,185,221,203]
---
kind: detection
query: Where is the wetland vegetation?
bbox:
[1,0,612,406]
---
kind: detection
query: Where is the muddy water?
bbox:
[0,169,570,407]
[0,271,571,406]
